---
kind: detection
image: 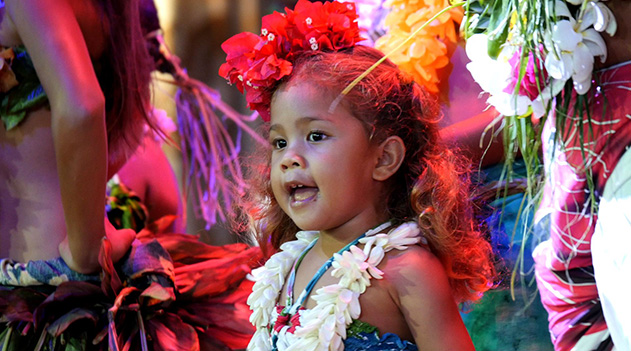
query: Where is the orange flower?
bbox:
[375,0,462,95]
[0,47,18,93]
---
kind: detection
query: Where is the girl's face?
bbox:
[269,82,385,234]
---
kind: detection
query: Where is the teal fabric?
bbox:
[462,162,552,351]
[0,47,48,130]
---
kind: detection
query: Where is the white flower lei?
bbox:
[246,222,425,351]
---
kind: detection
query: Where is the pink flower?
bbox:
[504,48,548,101]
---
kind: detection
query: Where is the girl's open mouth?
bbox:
[290,185,318,204]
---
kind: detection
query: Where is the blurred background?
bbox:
[152,0,298,245]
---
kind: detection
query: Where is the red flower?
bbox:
[219,0,364,121]
[273,306,304,333]
[219,32,263,93]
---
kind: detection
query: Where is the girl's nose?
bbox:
[280,150,305,171]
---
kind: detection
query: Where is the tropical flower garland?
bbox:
[460,0,617,204]
[247,222,424,351]
[463,0,616,120]
[375,0,463,96]
[219,0,364,121]
[460,0,618,291]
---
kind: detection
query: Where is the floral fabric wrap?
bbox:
[532,61,631,351]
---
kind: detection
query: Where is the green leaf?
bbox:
[487,0,511,58]
[46,308,97,338]
[0,47,48,131]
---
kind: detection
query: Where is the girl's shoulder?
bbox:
[368,223,452,309]
[381,243,445,292]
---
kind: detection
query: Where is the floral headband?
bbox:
[219,0,365,121]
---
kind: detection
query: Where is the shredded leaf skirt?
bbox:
[0,228,263,351]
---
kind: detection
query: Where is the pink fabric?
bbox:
[534,61,631,351]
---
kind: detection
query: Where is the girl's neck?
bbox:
[316,217,390,257]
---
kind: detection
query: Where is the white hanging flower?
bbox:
[465,0,617,116]
[544,13,609,95]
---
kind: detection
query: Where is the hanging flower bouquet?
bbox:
[463,0,616,119]
[460,0,617,295]
[461,0,617,200]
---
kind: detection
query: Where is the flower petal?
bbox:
[582,28,607,63]
[545,52,573,81]
[571,43,595,83]
[552,20,582,51]
[573,76,592,95]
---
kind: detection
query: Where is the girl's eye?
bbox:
[307,131,326,142]
[271,138,287,149]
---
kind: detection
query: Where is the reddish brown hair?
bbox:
[98,0,155,162]
[241,45,494,303]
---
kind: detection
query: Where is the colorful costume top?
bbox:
[106,174,150,232]
[532,61,631,351]
[247,222,423,351]
[0,46,47,130]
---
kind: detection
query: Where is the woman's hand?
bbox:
[104,219,136,263]
[59,218,136,274]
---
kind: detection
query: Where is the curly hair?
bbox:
[240,45,494,303]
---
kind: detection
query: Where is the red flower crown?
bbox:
[219,0,364,121]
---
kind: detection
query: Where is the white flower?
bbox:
[331,247,371,292]
[465,34,513,98]
[383,222,423,249]
[545,19,606,94]
[544,0,615,95]
[466,33,554,118]
[248,329,273,351]
[583,1,617,35]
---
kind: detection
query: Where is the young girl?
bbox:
[220,1,494,350]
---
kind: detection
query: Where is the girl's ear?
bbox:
[373,136,406,181]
